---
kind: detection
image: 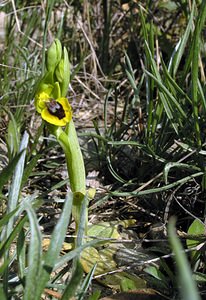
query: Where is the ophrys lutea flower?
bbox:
[35,92,72,126]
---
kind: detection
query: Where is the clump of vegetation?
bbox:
[0,1,206,299]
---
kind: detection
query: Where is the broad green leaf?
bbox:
[144,265,168,289]
[187,219,205,249]
[120,276,146,292]
[80,219,145,291]
[193,272,206,283]
[87,290,101,300]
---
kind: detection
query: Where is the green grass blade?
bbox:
[144,69,186,119]
[61,260,83,300]
[111,171,203,197]
[106,155,127,184]
[0,215,27,258]
[168,218,201,300]
[0,151,24,193]
[0,208,18,231]
[78,263,97,300]
[161,58,192,105]
[191,1,206,147]
[168,2,194,76]
[21,154,41,187]
[164,162,201,184]
[6,131,29,236]
[139,8,156,144]
[198,79,206,112]
[23,202,42,300]
[17,229,26,280]
[6,111,20,159]
[34,192,73,299]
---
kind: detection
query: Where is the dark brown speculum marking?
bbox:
[46,99,66,119]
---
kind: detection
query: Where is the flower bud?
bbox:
[46,39,62,73]
[55,47,70,97]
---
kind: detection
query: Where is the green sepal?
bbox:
[55,59,64,83]
[51,82,61,99]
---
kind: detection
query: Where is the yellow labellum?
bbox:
[35,92,72,126]
[42,98,72,126]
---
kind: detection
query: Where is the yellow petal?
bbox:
[35,91,50,113]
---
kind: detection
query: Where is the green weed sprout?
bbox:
[35,39,88,231]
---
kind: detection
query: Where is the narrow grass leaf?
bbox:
[34,192,73,299]
[168,218,201,300]
[0,258,10,277]
[161,58,192,105]
[21,153,41,187]
[106,155,127,184]
[0,215,27,257]
[0,207,19,231]
[124,52,140,106]
[6,112,20,158]
[61,260,83,300]
[168,2,194,76]
[144,69,186,119]
[164,162,201,184]
[78,263,97,300]
[139,10,155,144]
[0,151,24,193]
[191,1,206,147]
[17,229,26,280]
[23,202,42,300]
[198,79,206,112]
[111,172,204,197]
[6,131,29,236]
[103,88,112,134]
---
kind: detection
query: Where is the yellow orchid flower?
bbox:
[35,92,72,126]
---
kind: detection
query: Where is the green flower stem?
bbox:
[50,120,87,232]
